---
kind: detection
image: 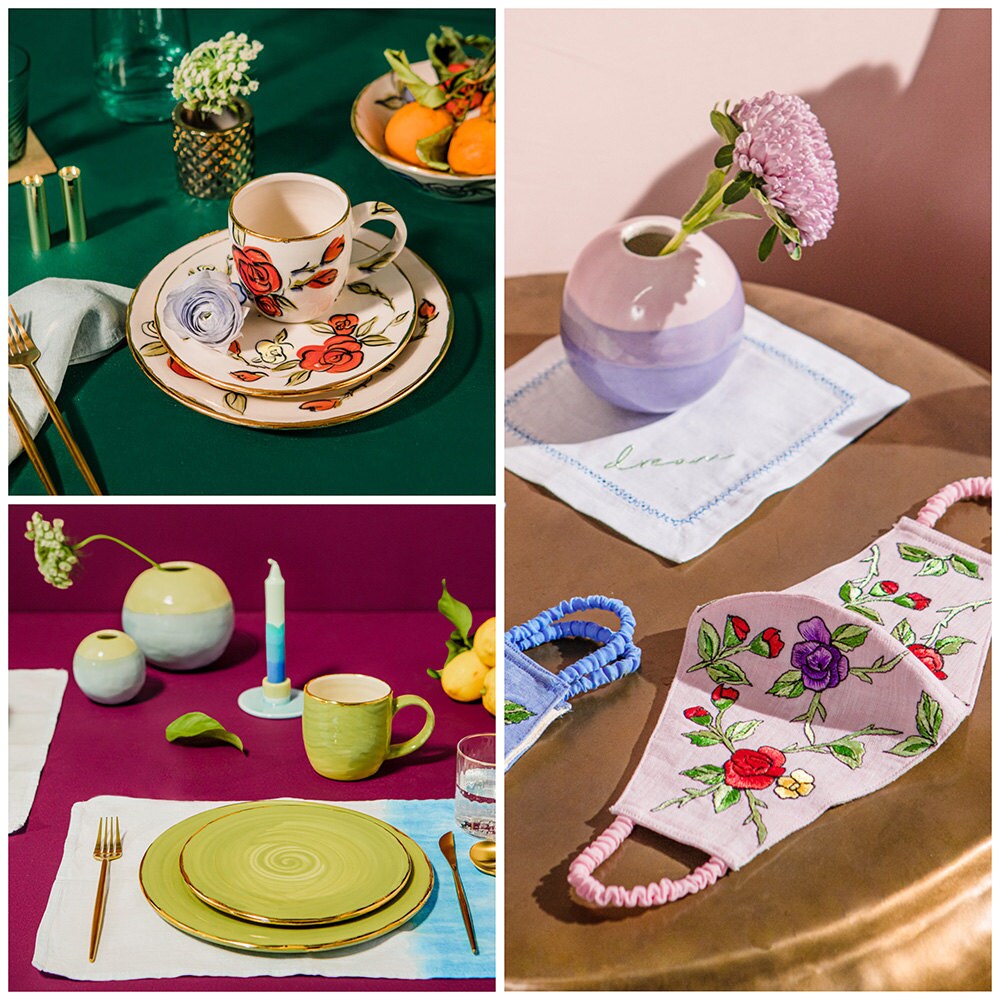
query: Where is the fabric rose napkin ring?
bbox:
[569,477,991,907]
[504,595,642,772]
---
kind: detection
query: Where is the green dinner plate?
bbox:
[179,801,413,926]
[139,801,434,952]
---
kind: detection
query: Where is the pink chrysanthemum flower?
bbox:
[731,91,838,247]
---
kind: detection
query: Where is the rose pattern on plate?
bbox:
[232,245,296,318]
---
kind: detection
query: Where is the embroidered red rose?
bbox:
[328,313,360,334]
[256,295,282,318]
[683,706,711,723]
[763,627,784,657]
[878,581,899,595]
[418,299,437,320]
[908,643,947,680]
[305,268,338,288]
[322,236,346,263]
[297,333,363,373]
[723,746,786,790]
[711,684,739,706]
[233,245,282,296]
[906,592,931,611]
[728,615,750,641]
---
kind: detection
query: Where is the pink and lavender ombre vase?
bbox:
[560,216,744,414]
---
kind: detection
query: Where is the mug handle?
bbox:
[350,201,407,274]
[386,694,435,759]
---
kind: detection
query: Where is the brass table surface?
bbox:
[504,276,991,991]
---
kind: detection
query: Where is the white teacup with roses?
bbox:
[228,172,407,323]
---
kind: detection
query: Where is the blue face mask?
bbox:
[503,596,642,771]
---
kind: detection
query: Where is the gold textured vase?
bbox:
[172,98,254,200]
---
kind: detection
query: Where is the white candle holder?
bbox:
[238,675,304,719]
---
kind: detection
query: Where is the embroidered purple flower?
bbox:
[791,617,849,691]
[163,270,249,350]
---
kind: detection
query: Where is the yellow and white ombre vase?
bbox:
[122,562,234,670]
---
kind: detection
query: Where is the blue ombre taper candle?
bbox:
[264,558,286,684]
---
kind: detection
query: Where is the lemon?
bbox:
[440,648,490,702]
[473,617,497,668]
[482,668,496,716]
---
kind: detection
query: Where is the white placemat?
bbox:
[9,668,68,834]
[505,306,909,562]
[32,795,495,982]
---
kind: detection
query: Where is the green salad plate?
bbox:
[139,801,434,952]
[178,801,413,926]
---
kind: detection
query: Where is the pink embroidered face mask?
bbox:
[569,478,991,907]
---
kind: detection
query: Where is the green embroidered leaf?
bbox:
[935,635,974,656]
[725,719,762,743]
[917,557,949,577]
[898,544,934,563]
[851,670,873,684]
[680,764,725,786]
[697,619,720,661]
[503,701,534,725]
[845,604,882,623]
[722,616,741,649]
[891,595,916,610]
[684,730,723,747]
[815,699,827,721]
[839,580,862,603]
[166,712,244,752]
[885,735,934,757]
[950,554,982,579]
[705,659,750,686]
[828,738,864,769]
[831,623,870,651]
[891,619,916,646]
[915,692,943,743]
[767,669,805,698]
[712,784,741,813]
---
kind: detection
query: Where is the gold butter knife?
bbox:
[438,831,478,955]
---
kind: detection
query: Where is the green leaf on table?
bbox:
[915,691,943,743]
[680,763,725,786]
[897,544,933,563]
[767,669,805,699]
[885,735,934,757]
[832,623,870,651]
[166,712,244,752]
[697,619,720,661]
[713,784,741,813]
[950,555,982,579]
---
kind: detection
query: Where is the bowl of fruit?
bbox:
[351,27,495,201]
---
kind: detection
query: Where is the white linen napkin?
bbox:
[8,278,131,463]
[505,306,909,562]
[33,795,495,981]
[9,668,68,834]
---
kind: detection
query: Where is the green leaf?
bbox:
[725,719,762,743]
[950,555,982,579]
[426,668,441,679]
[223,392,247,415]
[713,784,741,813]
[828,738,864,769]
[681,168,727,225]
[886,735,934,757]
[935,635,974,656]
[680,764,726,786]
[697,619,720,661]
[846,604,883,623]
[140,341,169,357]
[274,329,287,344]
[839,580,861,603]
[382,48,447,108]
[831,623,870,651]
[709,109,741,143]
[767,669,805,699]
[917,558,949,577]
[891,619,916,646]
[358,333,394,347]
[503,701,534,725]
[286,370,311,388]
[166,712,244,752]
[684,730,723,747]
[722,172,753,205]
[415,121,456,171]
[757,224,778,262]
[722,617,741,649]
[705,659,750,686]
[697,209,758,231]
[438,579,473,644]
[897,544,934,563]
[713,144,734,168]
[915,691,943,743]
[271,360,299,371]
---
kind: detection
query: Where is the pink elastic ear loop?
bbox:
[567,816,728,907]
[916,476,991,528]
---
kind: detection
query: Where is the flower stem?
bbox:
[659,182,732,256]
[743,791,768,845]
[74,535,161,569]
[652,783,717,812]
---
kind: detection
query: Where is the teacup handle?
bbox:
[351,201,407,274]
[386,694,435,759]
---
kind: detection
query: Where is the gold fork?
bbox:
[89,817,122,963]
[8,304,103,495]
[9,392,56,494]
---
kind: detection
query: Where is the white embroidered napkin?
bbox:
[32,796,495,981]
[9,278,131,463]
[9,668,68,834]
[505,306,909,563]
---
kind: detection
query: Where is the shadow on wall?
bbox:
[625,9,990,370]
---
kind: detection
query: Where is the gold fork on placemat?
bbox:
[89,817,122,963]
[8,304,103,495]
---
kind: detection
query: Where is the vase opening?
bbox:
[158,565,190,573]
[97,632,117,640]
[622,225,676,257]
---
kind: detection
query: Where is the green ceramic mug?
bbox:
[303,674,435,781]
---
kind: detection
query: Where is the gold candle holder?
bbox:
[58,165,87,243]
[21,174,50,252]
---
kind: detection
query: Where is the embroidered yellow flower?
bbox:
[774,768,815,799]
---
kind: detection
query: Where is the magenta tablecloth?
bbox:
[9,610,495,992]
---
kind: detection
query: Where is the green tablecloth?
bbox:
[9,8,495,495]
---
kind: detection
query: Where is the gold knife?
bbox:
[438,831,478,955]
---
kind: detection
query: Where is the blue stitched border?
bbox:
[504,335,857,526]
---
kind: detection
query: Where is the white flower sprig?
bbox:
[171,31,263,117]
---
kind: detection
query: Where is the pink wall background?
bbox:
[10,504,495,612]
[506,8,990,369]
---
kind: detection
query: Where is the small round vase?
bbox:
[560,215,745,413]
[122,561,234,671]
[73,629,146,705]
[172,98,255,200]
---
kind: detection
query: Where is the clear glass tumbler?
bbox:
[455,732,496,837]
[92,9,189,123]
[9,44,30,164]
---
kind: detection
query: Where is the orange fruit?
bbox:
[447,116,495,176]
[384,102,453,167]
